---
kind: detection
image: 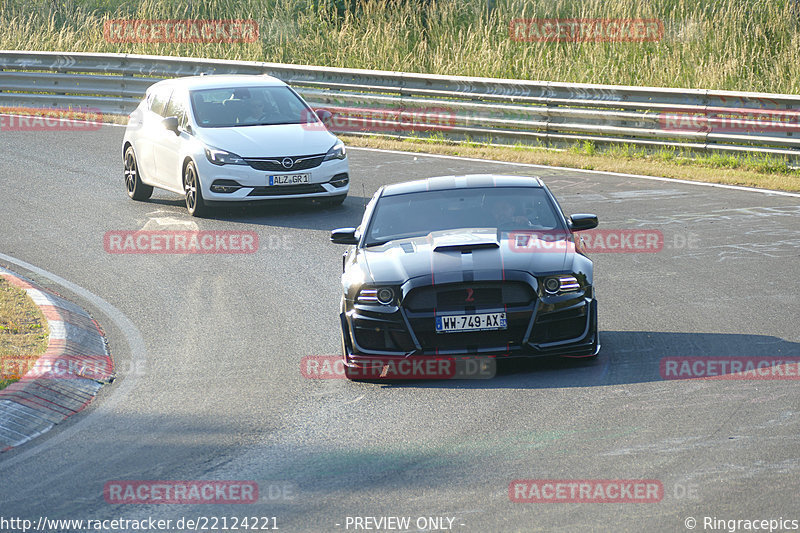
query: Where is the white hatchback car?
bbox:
[122,75,349,216]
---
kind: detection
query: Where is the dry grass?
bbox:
[1,0,799,93]
[341,134,800,192]
[0,277,50,390]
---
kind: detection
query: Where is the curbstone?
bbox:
[0,266,112,451]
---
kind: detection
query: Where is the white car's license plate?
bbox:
[435,312,507,333]
[269,173,310,186]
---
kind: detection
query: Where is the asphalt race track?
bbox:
[1,124,799,532]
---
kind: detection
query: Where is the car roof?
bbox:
[147,74,288,93]
[381,174,545,197]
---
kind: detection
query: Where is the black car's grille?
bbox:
[247,184,326,196]
[244,154,326,172]
[530,305,587,344]
[400,282,535,353]
[437,287,501,308]
[404,282,535,312]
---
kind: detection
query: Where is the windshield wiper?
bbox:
[246,121,303,126]
[364,239,392,247]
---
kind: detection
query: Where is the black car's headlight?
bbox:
[543,275,581,295]
[357,287,395,305]
[205,147,248,166]
[323,141,346,161]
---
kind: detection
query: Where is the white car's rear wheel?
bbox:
[124,146,153,201]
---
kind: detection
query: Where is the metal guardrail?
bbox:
[1,50,799,160]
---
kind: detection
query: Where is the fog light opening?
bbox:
[210,180,242,193]
[329,173,349,188]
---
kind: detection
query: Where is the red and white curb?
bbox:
[0,266,112,452]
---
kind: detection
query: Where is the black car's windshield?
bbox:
[364,187,563,246]
[190,86,317,128]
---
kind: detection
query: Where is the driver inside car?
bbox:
[240,96,267,123]
[488,198,531,229]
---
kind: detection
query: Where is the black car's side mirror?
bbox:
[162,116,180,135]
[331,227,358,245]
[569,214,599,231]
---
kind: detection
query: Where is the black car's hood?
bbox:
[360,228,573,284]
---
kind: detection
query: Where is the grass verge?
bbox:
[0,277,50,391]
[340,135,800,193]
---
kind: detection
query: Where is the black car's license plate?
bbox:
[435,312,507,333]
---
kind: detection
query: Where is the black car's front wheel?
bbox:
[183,160,208,217]
[124,146,153,201]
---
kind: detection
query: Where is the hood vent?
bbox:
[432,231,499,252]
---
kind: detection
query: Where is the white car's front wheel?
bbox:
[183,161,208,217]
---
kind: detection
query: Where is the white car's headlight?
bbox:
[323,141,346,161]
[204,147,248,166]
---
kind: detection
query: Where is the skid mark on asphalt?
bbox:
[626,205,800,226]
[559,189,693,203]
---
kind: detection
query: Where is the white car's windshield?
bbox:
[190,86,317,128]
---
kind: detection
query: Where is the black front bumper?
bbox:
[341,280,599,366]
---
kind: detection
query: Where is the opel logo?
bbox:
[281,157,294,169]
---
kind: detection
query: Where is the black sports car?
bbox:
[331,174,600,377]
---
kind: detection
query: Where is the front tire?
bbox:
[183,160,208,217]
[124,146,153,201]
